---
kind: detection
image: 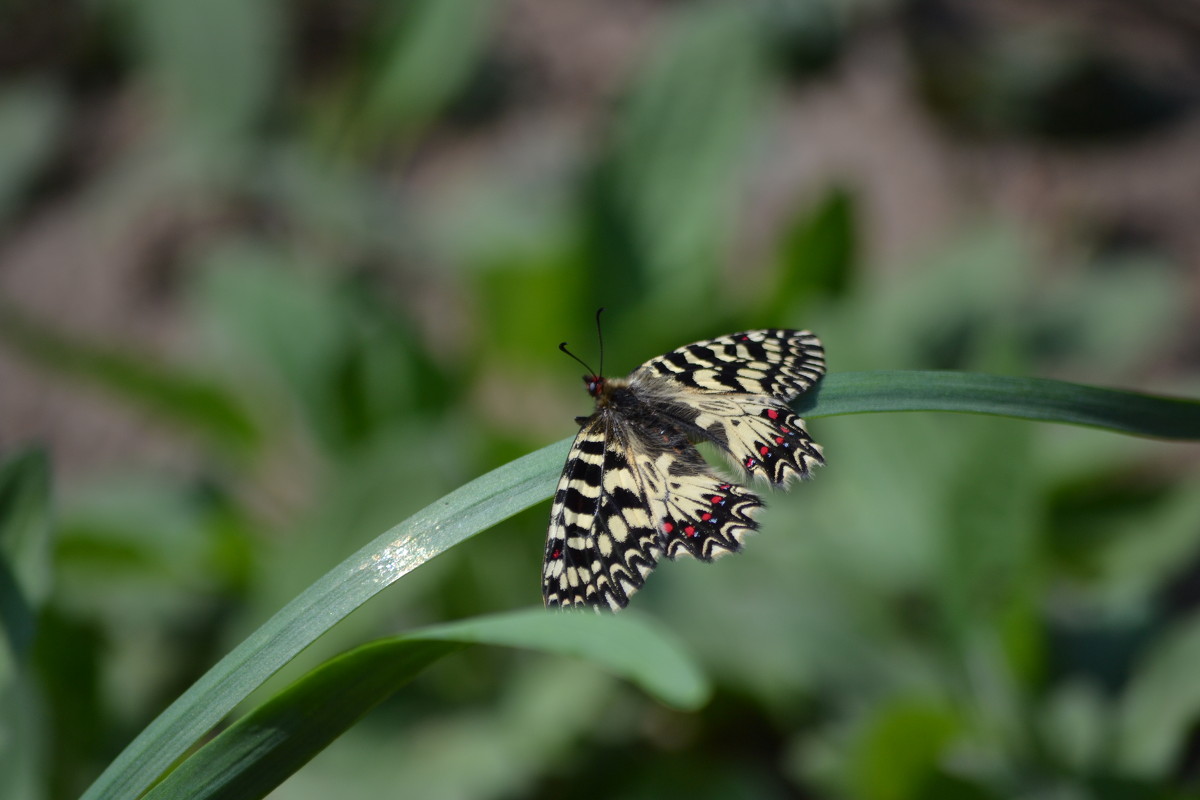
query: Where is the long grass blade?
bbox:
[142,610,706,800]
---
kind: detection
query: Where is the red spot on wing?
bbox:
[701,512,712,521]
[767,408,779,419]
[662,522,674,533]
[684,525,696,537]
[775,436,785,444]
[759,445,770,455]
[551,548,562,559]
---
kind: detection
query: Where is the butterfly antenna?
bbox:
[558,341,596,377]
[594,307,606,377]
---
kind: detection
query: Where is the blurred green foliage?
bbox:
[1,1,1199,798]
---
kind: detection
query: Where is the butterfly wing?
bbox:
[636,329,825,401]
[544,408,764,610]
[629,443,762,561]
[630,329,826,485]
[543,413,662,610]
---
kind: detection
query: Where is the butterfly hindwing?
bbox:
[612,428,763,561]
[631,329,825,486]
[639,454,763,560]
[685,395,823,485]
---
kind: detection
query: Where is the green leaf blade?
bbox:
[419,609,709,711]
[144,610,707,800]
[798,371,1200,440]
[0,448,53,664]
[1115,610,1200,776]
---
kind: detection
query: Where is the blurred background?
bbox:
[2,0,1200,797]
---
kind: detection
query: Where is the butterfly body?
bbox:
[544,329,825,611]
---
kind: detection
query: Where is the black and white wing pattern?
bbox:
[543,329,825,611]
[633,329,825,485]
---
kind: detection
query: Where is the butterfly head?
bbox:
[583,374,606,397]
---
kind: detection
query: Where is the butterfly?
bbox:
[544,320,825,611]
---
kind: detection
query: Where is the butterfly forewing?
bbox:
[544,328,825,611]
[637,329,825,400]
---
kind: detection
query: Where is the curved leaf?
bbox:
[143,610,706,800]
[798,371,1200,439]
